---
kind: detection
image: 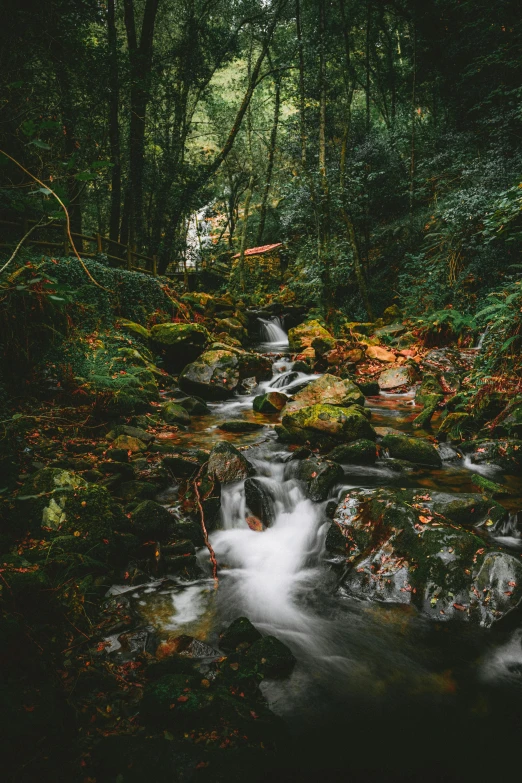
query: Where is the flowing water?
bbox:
[121,316,522,781]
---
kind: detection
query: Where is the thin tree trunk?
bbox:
[237,174,255,292]
[256,73,281,245]
[365,0,371,134]
[318,0,330,301]
[409,21,417,223]
[341,210,373,320]
[295,0,307,168]
[107,0,121,244]
[122,0,160,247]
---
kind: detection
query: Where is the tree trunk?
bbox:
[107,0,121,245]
[122,0,160,248]
[295,0,307,168]
[237,174,255,293]
[318,0,330,300]
[256,73,281,245]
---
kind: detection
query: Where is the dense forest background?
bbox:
[1,0,521,318]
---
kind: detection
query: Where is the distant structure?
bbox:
[232,243,283,278]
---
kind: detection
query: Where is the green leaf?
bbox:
[30,139,51,150]
[11,413,23,420]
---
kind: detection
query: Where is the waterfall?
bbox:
[258,316,289,348]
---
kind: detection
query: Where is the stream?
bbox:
[112,319,522,781]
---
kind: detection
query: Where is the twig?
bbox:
[0,149,107,290]
[0,217,56,274]
[194,462,218,583]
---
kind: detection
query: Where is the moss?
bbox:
[246,636,296,678]
[253,392,288,413]
[412,393,443,429]
[131,500,177,542]
[219,617,262,652]
[381,433,441,466]
[288,319,334,352]
[327,439,377,464]
[282,404,376,449]
[179,350,240,400]
[161,401,190,426]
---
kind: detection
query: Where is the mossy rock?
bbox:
[415,373,444,405]
[118,319,151,342]
[111,434,148,453]
[116,480,159,504]
[207,442,254,483]
[281,404,376,449]
[244,477,275,527]
[131,500,177,542]
[357,380,380,396]
[285,373,364,414]
[107,424,155,444]
[288,319,335,353]
[327,439,377,465]
[140,673,212,726]
[329,486,522,626]
[179,349,240,400]
[219,617,262,652]
[253,391,288,414]
[150,322,210,372]
[294,457,344,502]
[161,401,190,426]
[438,412,473,440]
[246,636,296,679]
[412,394,444,430]
[218,421,264,433]
[16,468,86,531]
[381,433,441,467]
[461,438,522,474]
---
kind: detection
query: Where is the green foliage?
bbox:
[475,278,522,379]
[412,309,477,347]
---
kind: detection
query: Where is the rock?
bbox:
[327,487,522,627]
[327,439,377,465]
[292,360,312,373]
[378,366,414,390]
[285,373,364,414]
[131,500,177,542]
[176,396,210,415]
[140,673,212,726]
[117,481,159,503]
[111,434,147,453]
[207,442,254,483]
[98,460,135,481]
[374,426,406,437]
[218,421,264,433]
[295,457,344,501]
[415,374,444,405]
[17,468,85,530]
[382,305,402,324]
[412,393,443,429]
[460,439,522,473]
[366,345,396,362]
[150,322,210,371]
[253,391,288,414]
[215,317,248,343]
[471,552,522,626]
[237,352,272,382]
[281,404,376,448]
[374,323,406,339]
[438,412,473,440]
[107,425,155,445]
[179,349,240,400]
[244,478,275,526]
[161,401,191,426]
[288,319,335,353]
[118,319,151,341]
[426,492,508,529]
[219,616,263,652]
[381,433,441,467]
[494,400,522,438]
[357,380,380,396]
[161,454,202,477]
[246,636,296,678]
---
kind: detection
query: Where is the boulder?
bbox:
[179,350,240,400]
[244,478,275,527]
[366,345,396,362]
[381,433,441,467]
[118,319,151,342]
[161,401,191,426]
[280,404,376,449]
[246,636,296,678]
[327,487,522,627]
[438,412,473,440]
[207,442,254,483]
[288,319,335,353]
[219,617,262,652]
[150,322,210,371]
[131,500,177,542]
[412,394,443,429]
[175,395,210,415]
[111,434,147,453]
[294,457,344,501]
[327,439,377,465]
[378,366,414,390]
[285,373,364,414]
[218,421,264,433]
[236,352,272,382]
[107,424,155,445]
[460,439,522,473]
[253,391,288,414]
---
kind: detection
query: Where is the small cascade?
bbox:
[473,327,488,351]
[491,512,522,548]
[258,316,289,349]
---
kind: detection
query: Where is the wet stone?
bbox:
[245,477,275,527]
[218,420,265,433]
[207,441,255,483]
[219,617,263,652]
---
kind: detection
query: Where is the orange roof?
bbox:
[233,243,282,258]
